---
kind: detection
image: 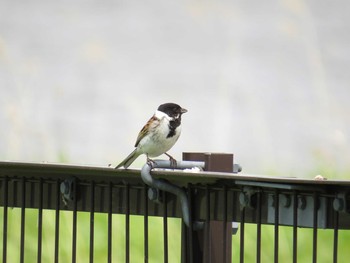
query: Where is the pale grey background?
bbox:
[1,0,349,177]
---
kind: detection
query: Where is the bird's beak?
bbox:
[181,108,188,114]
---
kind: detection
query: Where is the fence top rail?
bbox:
[0,161,349,187]
[1,161,350,229]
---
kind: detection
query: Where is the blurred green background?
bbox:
[1,0,350,262]
[1,208,350,262]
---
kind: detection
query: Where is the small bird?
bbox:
[115,103,187,169]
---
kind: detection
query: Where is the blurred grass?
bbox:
[0,209,182,263]
[232,224,350,262]
[1,208,350,262]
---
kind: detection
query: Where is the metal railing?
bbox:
[0,152,349,262]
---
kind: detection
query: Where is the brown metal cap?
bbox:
[183,152,234,173]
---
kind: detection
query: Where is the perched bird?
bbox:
[115,103,187,169]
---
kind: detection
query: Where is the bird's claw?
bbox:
[169,157,177,169]
[165,153,177,169]
[146,157,156,168]
[147,154,177,169]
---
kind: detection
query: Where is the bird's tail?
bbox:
[115,149,141,169]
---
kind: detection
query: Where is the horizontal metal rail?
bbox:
[0,161,349,229]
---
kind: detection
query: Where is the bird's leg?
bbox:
[164,153,177,168]
[146,154,156,168]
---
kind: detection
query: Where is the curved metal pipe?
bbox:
[141,160,205,230]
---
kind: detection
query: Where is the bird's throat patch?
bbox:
[167,119,180,138]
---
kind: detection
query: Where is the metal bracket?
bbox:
[333,192,350,213]
[141,160,205,230]
[239,186,259,209]
[268,192,327,228]
[60,177,76,206]
[148,187,163,204]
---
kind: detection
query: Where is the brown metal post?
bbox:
[182,152,234,263]
[183,152,234,173]
[202,221,232,263]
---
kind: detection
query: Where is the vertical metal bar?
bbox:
[54,179,60,263]
[181,220,188,263]
[72,180,77,263]
[240,206,245,263]
[292,191,298,263]
[20,177,26,263]
[163,192,168,263]
[107,182,113,263]
[125,183,130,263]
[144,185,148,262]
[205,185,211,261]
[274,190,279,263]
[187,184,194,263]
[2,177,8,263]
[37,178,44,263]
[312,192,318,263]
[256,191,262,263]
[333,209,339,263]
[89,181,95,263]
[223,185,227,263]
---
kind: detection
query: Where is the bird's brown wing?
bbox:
[134,115,160,147]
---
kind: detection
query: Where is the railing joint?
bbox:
[60,177,76,206]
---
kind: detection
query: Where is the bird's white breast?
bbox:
[138,113,181,157]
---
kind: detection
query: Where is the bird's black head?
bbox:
[158,103,187,119]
